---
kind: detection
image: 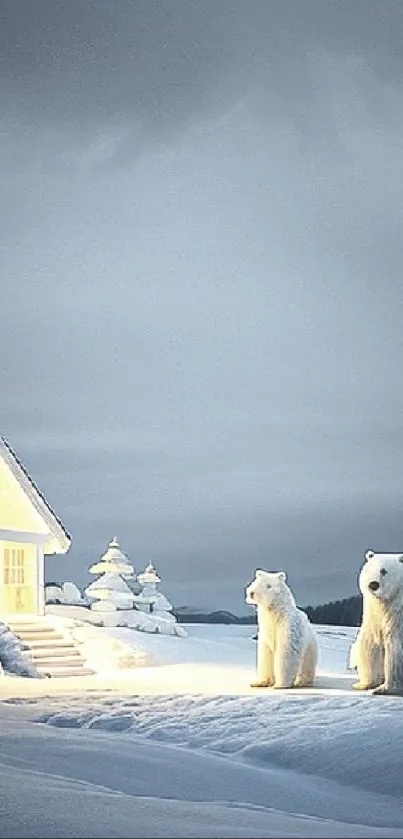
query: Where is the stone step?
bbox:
[8,619,51,624]
[10,622,61,629]
[30,646,81,660]
[21,638,75,650]
[12,632,66,643]
[34,656,87,669]
[8,624,57,633]
[37,666,95,678]
[9,623,60,630]
[8,619,95,678]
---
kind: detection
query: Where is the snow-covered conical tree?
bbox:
[84,572,135,610]
[85,538,138,613]
[88,537,135,579]
[133,563,174,622]
[132,562,160,614]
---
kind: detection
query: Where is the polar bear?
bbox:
[352,549,403,696]
[245,569,318,689]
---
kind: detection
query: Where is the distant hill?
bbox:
[173,595,363,627]
[304,595,362,627]
[173,607,256,625]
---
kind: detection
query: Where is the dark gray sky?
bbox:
[2,1,403,613]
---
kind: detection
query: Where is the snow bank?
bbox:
[0,704,400,838]
[46,602,188,636]
[118,608,187,636]
[0,623,402,837]
[0,623,39,678]
[27,687,403,800]
[44,614,151,673]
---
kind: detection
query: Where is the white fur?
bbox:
[245,569,318,689]
[352,549,403,695]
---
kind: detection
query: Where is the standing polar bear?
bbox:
[245,569,318,689]
[351,549,403,696]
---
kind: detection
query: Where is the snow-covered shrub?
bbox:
[0,623,39,678]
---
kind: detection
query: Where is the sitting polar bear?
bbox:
[352,549,403,696]
[245,569,318,689]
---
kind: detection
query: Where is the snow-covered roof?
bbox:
[0,436,71,554]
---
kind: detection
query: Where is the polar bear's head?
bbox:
[245,569,287,608]
[359,549,403,601]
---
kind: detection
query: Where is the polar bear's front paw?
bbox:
[250,678,273,688]
[294,676,314,688]
[352,681,376,691]
[372,684,388,695]
[372,683,403,696]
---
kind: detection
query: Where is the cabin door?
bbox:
[2,543,37,615]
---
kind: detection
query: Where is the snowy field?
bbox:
[1,622,403,838]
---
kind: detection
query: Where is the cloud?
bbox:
[2,1,403,610]
[2,2,403,158]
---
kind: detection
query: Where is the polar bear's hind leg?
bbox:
[295,638,317,688]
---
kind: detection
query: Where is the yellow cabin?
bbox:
[0,437,71,618]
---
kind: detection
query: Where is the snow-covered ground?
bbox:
[1,622,403,838]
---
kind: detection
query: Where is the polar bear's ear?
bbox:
[255,569,265,578]
[277,571,287,582]
[365,550,375,561]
